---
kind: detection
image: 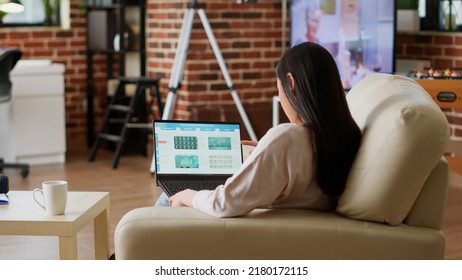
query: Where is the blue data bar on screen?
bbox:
[156,122,239,132]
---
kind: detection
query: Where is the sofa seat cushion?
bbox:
[115,207,445,260]
[337,74,449,225]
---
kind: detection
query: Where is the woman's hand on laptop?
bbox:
[169,189,197,207]
[241,140,258,160]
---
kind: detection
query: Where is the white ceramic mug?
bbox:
[33,180,68,215]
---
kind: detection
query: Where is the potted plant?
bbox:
[397,0,420,32]
[397,0,419,10]
[0,10,6,24]
[42,0,60,26]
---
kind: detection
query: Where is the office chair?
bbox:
[0,47,29,178]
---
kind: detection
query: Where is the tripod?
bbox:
[150,0,258,172]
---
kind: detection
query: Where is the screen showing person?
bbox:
[290,0,396,90]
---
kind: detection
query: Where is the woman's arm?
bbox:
[171,125,311,218]
[170,141,259,207]
[192,125,301,217]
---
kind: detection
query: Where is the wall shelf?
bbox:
[85,0,147,147]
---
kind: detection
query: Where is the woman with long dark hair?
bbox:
[166,42,362,217]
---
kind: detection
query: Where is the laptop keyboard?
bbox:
[162,179,225,195]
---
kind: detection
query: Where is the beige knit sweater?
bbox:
[192,123,336,217]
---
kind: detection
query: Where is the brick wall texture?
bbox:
[146,0,285,120]
[396,32,462,142]
[2,1,462,144]
[1,1,88,138]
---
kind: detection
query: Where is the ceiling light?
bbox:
[0,0,25,14]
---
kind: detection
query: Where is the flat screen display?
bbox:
[290,0,396,90]
[154,121,243,175]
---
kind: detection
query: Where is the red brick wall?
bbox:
[146,0,286,122]
[396,32,462,140]
[396,32,462,67]
[1,0,286,143]
[3,2,462,144]
[1,1,125,141]
[0,1,89,138]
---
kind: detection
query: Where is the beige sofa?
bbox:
[115,74,450,259]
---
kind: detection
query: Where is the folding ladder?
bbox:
[88,77,162,169]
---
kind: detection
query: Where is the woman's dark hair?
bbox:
[276,42,361,197]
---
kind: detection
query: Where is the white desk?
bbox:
[0,61,66,165]
[0,191,110,260]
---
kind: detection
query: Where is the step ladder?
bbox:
[88,77,162,169]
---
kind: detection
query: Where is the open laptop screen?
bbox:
[154,120,242,175]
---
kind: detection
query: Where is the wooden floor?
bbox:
[0,139,163,260]
[1,139,461,259]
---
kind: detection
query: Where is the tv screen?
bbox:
[290,0,396,90]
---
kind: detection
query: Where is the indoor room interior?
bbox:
[1,0,462,260]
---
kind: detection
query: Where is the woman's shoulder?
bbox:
[249,123,312,166]
[245,123,312,168]
[266,123,307,136]
[260,123,308,146]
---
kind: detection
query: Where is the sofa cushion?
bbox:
[337,74,449,225]
[115,207,446,259]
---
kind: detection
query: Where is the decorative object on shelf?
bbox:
[397,0,420,32]
[85,0,147,147]
[397,0,419,9]
[85,0,113,7]
[0,0,24,24]
[438,0,462,31]
[113,24,136,52]
[410,67,462,80]
[41,0,60,26]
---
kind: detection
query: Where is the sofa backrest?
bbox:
[405,157,448,229]
[337,74,450,227]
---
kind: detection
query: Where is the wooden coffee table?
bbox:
[0,191,110,260]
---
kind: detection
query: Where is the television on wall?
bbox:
[290,0,396,90]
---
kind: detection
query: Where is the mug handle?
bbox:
[32,188,46,211]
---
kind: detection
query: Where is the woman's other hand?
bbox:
[169,189,197,207]
[241,140,258,160]
[241,140,258,147]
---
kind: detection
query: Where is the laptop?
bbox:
[153,120,243,196]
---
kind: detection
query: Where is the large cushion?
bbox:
[337,74,449,225]
[115,207,446,259]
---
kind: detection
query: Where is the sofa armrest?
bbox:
[115,207,445,260]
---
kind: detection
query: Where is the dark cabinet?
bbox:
[87,10,117,51]
[85,0,147,146]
